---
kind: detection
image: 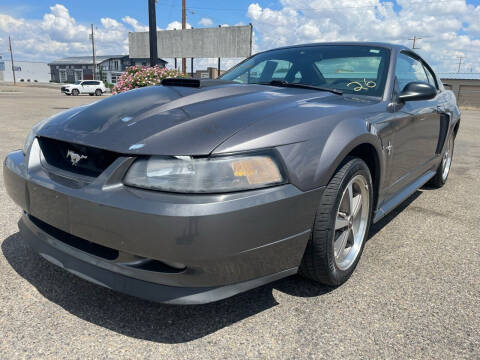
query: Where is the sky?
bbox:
[1,0,480,73]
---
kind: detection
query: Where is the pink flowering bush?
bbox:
[112,66,185,94]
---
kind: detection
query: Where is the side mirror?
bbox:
[399,82,436,102]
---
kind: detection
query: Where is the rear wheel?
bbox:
[95,89,102,96]
[72,89,79,96]
[300,157,373,286]
[427,134,455,188]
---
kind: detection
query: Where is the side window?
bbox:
[395,53,428,91]
[82,81,91,85]
[271,60,293,81]
[93,81,100,85]
[423,65,438,89]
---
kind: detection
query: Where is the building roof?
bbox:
[48,55,127,65]
[48,55,167,66]
[438,73,480,80]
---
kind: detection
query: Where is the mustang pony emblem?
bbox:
[66,150,87,166]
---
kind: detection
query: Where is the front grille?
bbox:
[38,137,120,177]
[29,215,119,260]
[61,86,66,92]
[29,215,184,273]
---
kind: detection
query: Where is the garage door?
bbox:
[458,85,480,108]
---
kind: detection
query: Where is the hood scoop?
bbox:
[161,78,236,88]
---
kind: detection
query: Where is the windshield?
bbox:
[220,45,390,97]
[74,81,82,85]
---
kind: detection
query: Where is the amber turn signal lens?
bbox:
[230,156,282,185]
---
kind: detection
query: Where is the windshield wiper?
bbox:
[257,80,343,95]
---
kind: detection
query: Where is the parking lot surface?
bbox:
[0,85,479,359]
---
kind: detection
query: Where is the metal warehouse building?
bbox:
[0,57,50,83]
[439,73,480,108]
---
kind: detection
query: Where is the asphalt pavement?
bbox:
[0,85,478,359]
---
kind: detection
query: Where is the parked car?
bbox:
[4,42,459,304]
[61,80,107,96]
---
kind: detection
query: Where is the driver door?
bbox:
[386,53,441,193]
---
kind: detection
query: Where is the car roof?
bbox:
[260,41,411,53]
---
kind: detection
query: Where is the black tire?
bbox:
[300,157,373,286]
[427,134,455,188]
[72,89,79,96]
[89,93,94,96]
[95,89,102,96]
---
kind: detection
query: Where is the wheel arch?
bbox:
[335,142,382,212]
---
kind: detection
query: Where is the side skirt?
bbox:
[373,170,436,224]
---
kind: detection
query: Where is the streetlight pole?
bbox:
[148,0,158,67]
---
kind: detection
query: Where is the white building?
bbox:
[0,57,50,83]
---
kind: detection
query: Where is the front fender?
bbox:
[276,119,384,191]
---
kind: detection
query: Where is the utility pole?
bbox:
[457,56,464,73]
[90,24,96,79]
[182,0,187,74]
[8,35,16,85]
[408,36,422,49]
[217,25,221,77]
[148,0,158,67]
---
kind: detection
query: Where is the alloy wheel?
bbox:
[334,175,370,271]
[442,135,454,181]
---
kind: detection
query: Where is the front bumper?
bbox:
[3,142,323,304]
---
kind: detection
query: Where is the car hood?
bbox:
[38,83,376,156]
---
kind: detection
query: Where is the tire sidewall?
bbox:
[326,159,373,284]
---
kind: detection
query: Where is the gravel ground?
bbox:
[0,86,479,359]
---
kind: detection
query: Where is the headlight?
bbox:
[123,153,286,193]
[23,129,36,155]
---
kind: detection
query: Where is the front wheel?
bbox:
[71,89,79,96]
[300,157,373,286]
[427,134,455,188]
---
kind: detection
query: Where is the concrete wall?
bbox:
[0,60,50,83]
[441,79,480,108]
[129,25,253,58]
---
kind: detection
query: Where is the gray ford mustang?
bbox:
[4,42,459,304]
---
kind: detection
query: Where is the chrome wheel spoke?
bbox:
[334,229,349,257]
[351,194,362,218]
[347,182,354,214]
[335,213,349,230]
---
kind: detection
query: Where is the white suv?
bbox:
[61,80,108,96]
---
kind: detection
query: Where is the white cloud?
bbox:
[166,21,192,30]
[2,2,479,73]
[198,17,213,27]
[122,16,148,32]
[247,0,480,72]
